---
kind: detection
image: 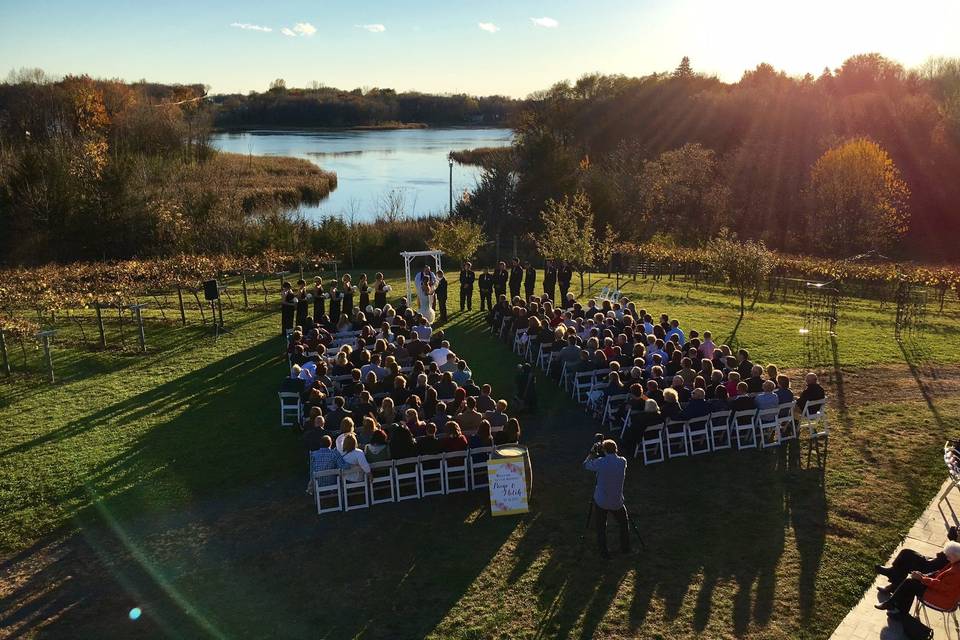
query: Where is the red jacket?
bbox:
[921,562,960,609]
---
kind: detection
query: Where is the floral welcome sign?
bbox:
[488,456,529,516]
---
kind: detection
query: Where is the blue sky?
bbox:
[2,0,958,97]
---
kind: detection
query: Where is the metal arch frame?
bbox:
[400,250,444,307]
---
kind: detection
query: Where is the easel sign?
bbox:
[488,456,529,516]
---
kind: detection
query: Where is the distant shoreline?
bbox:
[213,123,512,133]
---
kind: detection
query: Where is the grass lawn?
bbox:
[1,269,959,639]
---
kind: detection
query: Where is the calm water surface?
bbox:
[211,128,513,221]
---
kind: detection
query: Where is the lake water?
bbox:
[211,127,513,221]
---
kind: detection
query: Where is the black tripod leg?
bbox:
[628,513,647,549]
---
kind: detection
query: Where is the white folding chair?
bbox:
[342,470,370,511]
[536,343,554,370]
[512,330,526,355]
[640,423,665,464]
[777,401,797,441]
[278,392,301,427]
[368,460,396,504]
[798,399,829,440]
[733,409,758,450]
[313,469,344,515]
[686,415,711,455]
[602,394,628,431]
[442,451,469,494]
[620,410,634,440]
[756,406,781,448]
[560,361,573,392]
[469,446,493,490]
[393,457,421,501]
[573,371,594,403]
[709,410,732,451]
[665,419,688,458]
[419,454,445,497]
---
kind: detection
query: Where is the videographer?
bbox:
[583,437,630,559]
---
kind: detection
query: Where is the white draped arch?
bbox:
[400,250,444,308]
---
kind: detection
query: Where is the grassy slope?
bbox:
[1,270,958,639]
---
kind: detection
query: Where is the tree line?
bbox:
[212,81,523,128]
[455,54,960,261]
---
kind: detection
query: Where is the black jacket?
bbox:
[478,273,494,292]
[436,277,448,301]
[459,269,475,287]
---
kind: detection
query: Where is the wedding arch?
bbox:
[400,250,444,307]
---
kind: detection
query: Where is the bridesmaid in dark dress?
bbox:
[280,282,297,337]
[328,279,341,326]
[373,272,387,309]
[312,275,325,319]
[341,274,354,321]
[295,279,309,327]
[358,274,370,312]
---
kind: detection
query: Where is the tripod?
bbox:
[579,499,647,558]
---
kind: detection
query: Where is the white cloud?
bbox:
[530,16,559,28]
[292,22,316,37]
[230,22,272,32]
[478,22,500,33]
[356,23,386,33]
[280,27,296,37]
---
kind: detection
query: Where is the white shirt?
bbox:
[298,361,317,386]
[429,347,451,365]
[341,449,371,482]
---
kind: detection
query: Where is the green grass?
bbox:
[1,269,958,638]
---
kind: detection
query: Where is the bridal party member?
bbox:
[459,261,475,312]
[436,270,449,324]
[543,259,557,302]
[295,279,309,327]
[281,281,297,337]
[478,266,494,312]
[373,272,389,310]
[328,278,341,326]
[341,274,354,321]
[493,261,508,300]
[509,257,523,300]
[524,261,536,301]
[312,275,325,319]
[558,261,573,300]
[358,273,370,312]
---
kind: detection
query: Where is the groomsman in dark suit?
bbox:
[459,261,475,311]
[558,261,573,300]
[509,257,523,300]
[478,266,494,311]
[493,261,508,299]
[435,270,448,323]
[543,259,557,302]
[524,261,536,300]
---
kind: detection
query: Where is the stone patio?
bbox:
[831,478,960,639]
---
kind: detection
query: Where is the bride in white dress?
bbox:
[414,266,437,324]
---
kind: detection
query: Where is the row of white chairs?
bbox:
[312,447,494,514]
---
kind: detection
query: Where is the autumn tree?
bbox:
[706,229,774,321]
[534,191,595,295]
[429,218,487,266]
[674,56,693,79]
[807,138,910,254]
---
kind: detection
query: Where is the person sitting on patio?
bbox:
[875,541,960,617]
[876,526,960,594]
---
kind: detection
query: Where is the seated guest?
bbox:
[469,420,494,450]
[766,364,779,383]
[393,335,410,364]
[339,433,371,483]
[737,349,754,379]
[441,422,469,452]
[476,384,497,413]
[412,373,430,402]
[876,541,960,616]
[354,391,377,420]
[484,400,510,431]
[457,396,484,435]
[429,402,452,432]
[706,370,724,399]
[730,382,755,412]
[326,397,352,432]
[679,358,697,388]
[417,422,443,455]
[440,353,459,374]
[391,377,411,406]
[281,366,307,394]
[754,380,780,413]
[797,372,826,412]
[307,435,349,494]
[621,398,663,456]
[377,396,398,424]
[461,377,481,398]
[404,408,427,438]
[876,526,960,593]
[406,334,430,360]
[645,379,664,407]
[494,418,521,445]
[670,375,691,404]
[453,360,472,386]
[429,340,453,366]
[422,386,439,420]
[724,371,742,398]
[746,365,765,394]
[302,415,330,451]
[388,424,419,460]
[661,388,682,420]
[775,375,794,404]
[357,416,379,447]
[680,388,710,420]
[331,351,353,376]
[708,385,730,413]
[435,371,458,400]
[335,417,356,451]
[364,429,391,463]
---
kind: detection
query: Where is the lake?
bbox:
[211,127,513,221]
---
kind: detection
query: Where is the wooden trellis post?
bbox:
[95,303,106,349]
[176,286,187,326]
[38,329,56,383]
[241,270,249,308]
[129,303,148,353]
